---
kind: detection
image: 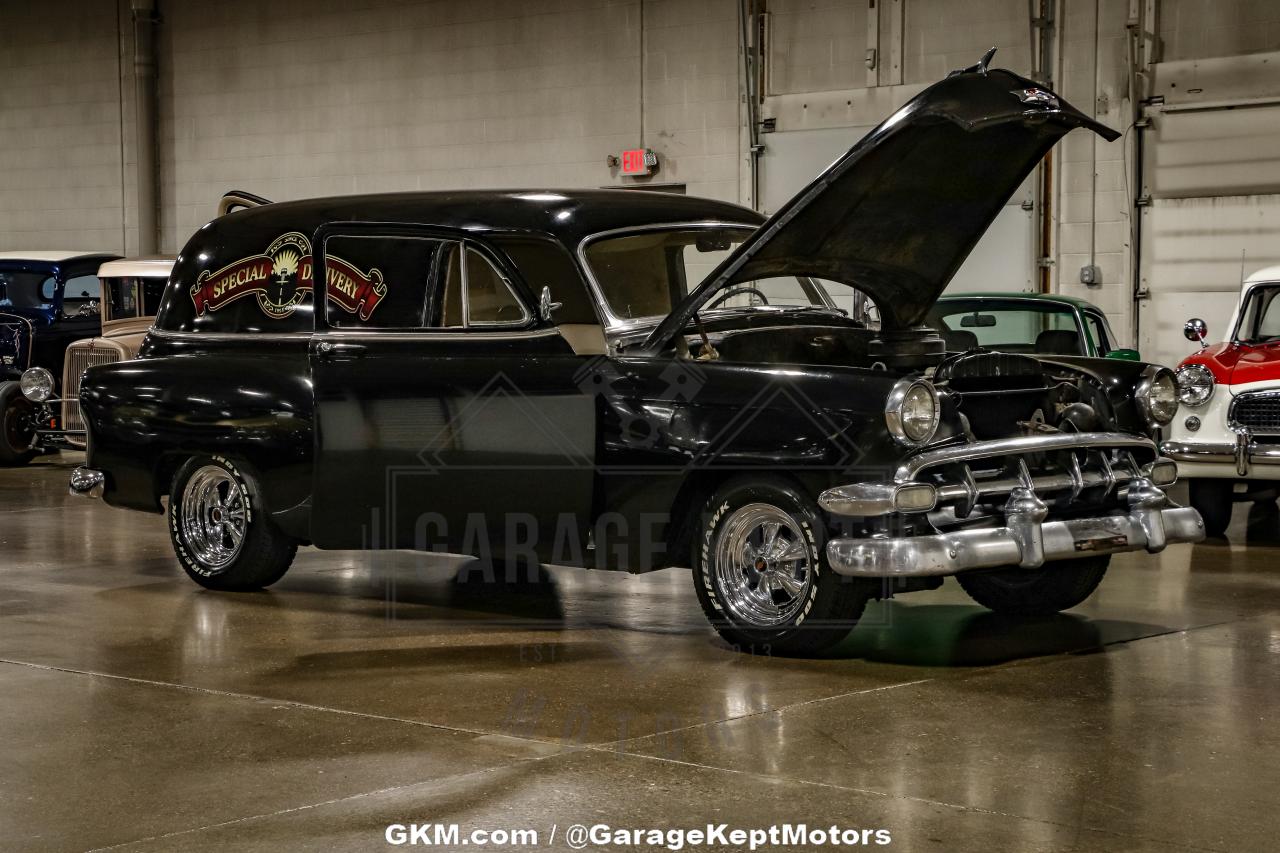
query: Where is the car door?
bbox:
[307,224,596,563]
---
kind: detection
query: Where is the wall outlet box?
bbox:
[1080,264,1101,286]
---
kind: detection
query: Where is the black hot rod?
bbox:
[75,60,1202,654]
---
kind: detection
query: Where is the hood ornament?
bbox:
[948,46,998,77]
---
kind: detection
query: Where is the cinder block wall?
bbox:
[156,0,742,251]
[0,0,131,253]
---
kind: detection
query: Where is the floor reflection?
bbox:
[827,600,1168,667]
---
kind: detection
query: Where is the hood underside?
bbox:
[645,60,1118,352]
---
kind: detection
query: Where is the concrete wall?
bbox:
[0,0,130,253]
[157,0,740,251]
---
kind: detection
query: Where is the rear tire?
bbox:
[0,382,37,466]
[957,555,1110,617]
[693,477,870,656]
[168,455,297,591]
[1188,478,1233,538]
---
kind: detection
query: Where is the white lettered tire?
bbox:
[168,455,297,591]
[692,477,870,656]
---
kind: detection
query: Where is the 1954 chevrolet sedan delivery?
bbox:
[74,59,1204,654]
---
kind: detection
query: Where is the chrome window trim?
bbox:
[150,327,562,343]
[149,328,308,343]
[318,327,562,342]
[461,245,533,329]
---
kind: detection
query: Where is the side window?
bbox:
[64,274,100,300]
[322,234,442,329]
[433,243,529,328]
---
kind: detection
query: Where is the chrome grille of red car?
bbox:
[1230,392,1280,435]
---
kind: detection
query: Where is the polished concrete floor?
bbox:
[2,454,1279,852]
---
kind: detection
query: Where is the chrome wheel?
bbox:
[179,465,248,570]
[712,503,813,627]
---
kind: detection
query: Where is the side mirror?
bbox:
[1183,318,1208,348]
[539,286,562,323]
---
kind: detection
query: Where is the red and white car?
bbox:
[1163,266,1280,535]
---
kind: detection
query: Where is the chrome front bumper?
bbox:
[824,431,1205,579]
[827,504,1204,578]
[1161,433,1280,476]
[69,466,105,499]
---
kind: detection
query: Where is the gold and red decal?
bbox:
[190,232,386,321]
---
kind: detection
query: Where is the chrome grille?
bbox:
[62,345,123,445]
[1231,392,1280,435]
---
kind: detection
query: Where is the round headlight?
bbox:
[19,367,55,403]
[886,378,940,446]
[1176,363,1215,406]
[1137,368,1178,426]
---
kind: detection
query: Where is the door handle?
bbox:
[315,340,366,359]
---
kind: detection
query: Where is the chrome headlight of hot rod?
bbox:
[885,378,940,447]
[20,367,55,403]
[1175,363,1215,407]
[1136,366,1178,427]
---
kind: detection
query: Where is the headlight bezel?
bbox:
[885,378,940,447]
[1136,367,1178,427]
[1175,363,1215,407]
[19,367,55,403]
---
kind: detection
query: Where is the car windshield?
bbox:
[103,276,166,321]
[0,270,57,310]
[583,226,867,325]
[930,301,1086,356]
[1237,284,1280,343]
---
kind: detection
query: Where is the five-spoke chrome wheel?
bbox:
[712,503,813,627]
[179,465,248,570]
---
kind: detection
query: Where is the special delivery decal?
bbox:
[190,232,387,321]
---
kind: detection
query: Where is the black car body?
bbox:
[75,63,1203,654]
[0,251,120,463]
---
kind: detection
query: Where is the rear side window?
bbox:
[434,244,529,328]
[321,234,442,329]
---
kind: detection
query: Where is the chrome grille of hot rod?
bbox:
[61,340,129,447]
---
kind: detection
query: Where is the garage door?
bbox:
[759,126,1036,300]
[1138,99,1280,369]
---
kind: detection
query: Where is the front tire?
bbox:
[1188,478,1233,538]
[693,477,869,656]
[957,555,1110,617]
[169,455,297,591]
[0,382,37,466]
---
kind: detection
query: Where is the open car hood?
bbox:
[644,59,1118,352]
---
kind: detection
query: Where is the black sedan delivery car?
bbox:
[76,62,1203,654]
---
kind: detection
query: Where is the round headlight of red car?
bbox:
[1176,363,1215,407]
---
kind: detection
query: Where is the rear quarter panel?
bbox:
[81,335,313,536]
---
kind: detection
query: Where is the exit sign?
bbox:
[620,148,658,176]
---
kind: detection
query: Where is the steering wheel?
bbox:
[706,286,769,310]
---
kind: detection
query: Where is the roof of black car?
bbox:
[210,189,764,245]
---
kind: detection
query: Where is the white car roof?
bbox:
[97,256,175,278]
[1245,265,1280,285]
[0,250,115,263]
